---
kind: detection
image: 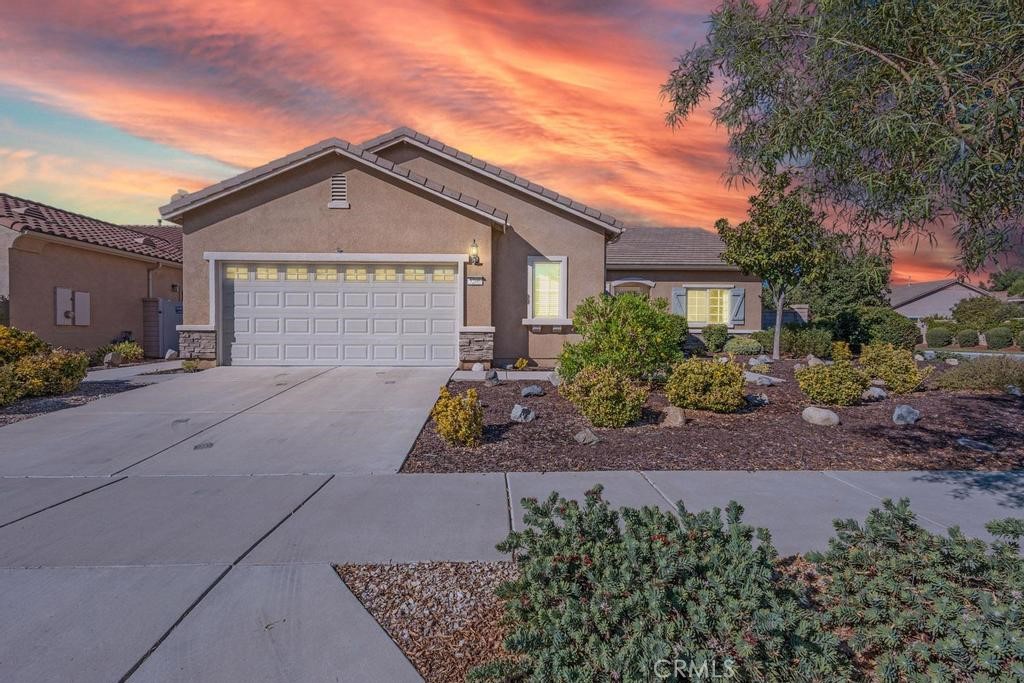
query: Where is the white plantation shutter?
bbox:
[531,261,562,318]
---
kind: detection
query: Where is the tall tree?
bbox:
[717,174,833,359]
[790,240,893,316]
[663,0,1024,271]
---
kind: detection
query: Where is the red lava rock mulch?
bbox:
[0,380,144,427]
[336,561,517,682]
[402,361,1024,473]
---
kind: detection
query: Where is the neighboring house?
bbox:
[605,227,762,333]
[159,128,759,368]
[889,278,996,319]
[0,193,183,355]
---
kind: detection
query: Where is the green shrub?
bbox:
[936,356,1024,391]
[13,349,89,398]
[858,306,920,350]
[0,363,22,407]
[431,386,484,447]
[984,326,1014,350]
[784,326,833,357]
[796,361,869,405]
[558,294,685,382]
[956,328,980,347]
[559,365,647,428]
[182,359,202,373]
[925,326,954,348]
[807,499,1024,682]
[0,325,50,365]
[473,488,849,682]
[1018,329,1024,349]
[1004,318,1024,336]
[701,323,729,353]
[665,358,745,412]
[831,340,852,361]
[112,340,144,363]
[750,328,774,352]
[90,344,114,366]
[952,295,1022,331]
[858,343,932,394]
[721,336,762,355]
[921,315,958,334]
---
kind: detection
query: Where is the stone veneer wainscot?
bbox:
[179,329,216,360]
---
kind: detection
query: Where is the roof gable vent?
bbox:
[328,173,350,209]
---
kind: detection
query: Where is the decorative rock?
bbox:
[956,437,998,453]
[521,384,545,398]
[861,386,888,401]
[550,369,562,387]
[922,350,936,361]
[802,406,840,426]
[471,362,484,372]
[1007,385,1022,397]
[574,428,600,445]
[748,354,773,366]
[745,392,769,407]
[806,354,825,367]
[510,404,535,423]
[870,378,887,387]
[744,371,784,386]
[792,363,806,372]
[103,351,123,368]
[824,360,835,366]
[892,405,920,425]
[164,349,179,360]
[913,353,925,362]
[945,357,960,366]
[716,356,730,364]
[660,405,687,428]
[484,378,501,388]
[484,369,498,381]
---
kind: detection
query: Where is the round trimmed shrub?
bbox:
[858,306,921,350]
[431,386,483,447]
[859,343,932,394]
[560,365,647,428]
[701,323,729,353]
[956,329,980,348]
[983,326,1013,350]
[782,326,834,357]
[0,364,21,407]
[831,341,852,361]
[722,336,762,356]
[795,361,869,406]
[112,340,144,363]
[0,325,50,365]
[925,326,954,348]
[13,349,89,398]
[665,358,745,413]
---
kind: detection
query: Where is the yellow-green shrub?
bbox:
[796,361,868,406]
[0,325,50,365]
[559,365,647,428]
[831,341,852,361]
[112,340,145,363]
[431,386,484,447]
[858,343,932,394]
[665,358,745,413]
[14,349,89,397]
[750,362,771,374]
[0,364,21,407]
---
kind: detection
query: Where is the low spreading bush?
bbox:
[751,328,774,352]
[784,326,834,357]
[558,294,686,382]
[1018,329,1024,349]
[701,323,729,353]
[858,343,932,394]
[984,326,1014,350]
[665,358,745,413]
[112,340,144,363]
[721,336,762,355]
[831,340,852,361]
[956,328,980,347]
[750,362,771,373]
[925,326,954,348]
[559,365,647,428]
[182,359,202,373]
[14,349,89,398]
[935,356,1024,391]
[0,364,20,407]
[796,361,869,406]
[0,325,50,365]
[431,386,484,447]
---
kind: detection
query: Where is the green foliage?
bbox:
[859,344,932,394]
[13,349,89,398]
[936,356,1024,391]
[956,329,980,348]
[112,340,144,363]
[952,296,1023,331]
[431,386,483,447]
[558,294,685,382]
[0,364,20,407]
[0,325,50,365]
[701,323,729,353]
[925,327,955,348]
[721,336,762,355]
[665,358,745,413]
[921,315,958,334]
[831,341,852,361]
[663,0,1024,269]
[984,326,1014,350]
[1018,330,1024,349]
[789,241,892,317]
[560,365,647,428]
[474,488,849,682]
[807,499,1024,681]
[750,363,771,374]
[181,359,201,373]
[989,268,1024,292]
[752,326,831,357]
[796,361,869,406]
[857,306,920,350]
[0,295,8,327]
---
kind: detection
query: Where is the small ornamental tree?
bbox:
[717,174,833,359]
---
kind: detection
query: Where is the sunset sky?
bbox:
[0,0,998,283]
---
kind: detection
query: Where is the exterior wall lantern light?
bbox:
[469,239,481,266]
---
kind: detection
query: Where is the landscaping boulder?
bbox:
[1005,385,1022,397]
[485,378,501,388]
[870,378,887,388]
[550,369,562,387]
[471,362,484,372]
[484,369,498,381]
[745,393,769,407]
[922,350,937,361]
[806,354,825,367]
[792,362,806,372]
[956,437,998,453]
[660,406,687,428]
[802,406,840,426]
[716,356,730,364]
[103,351,123,368]
[861,386,888,401]
[744,371,784,386]
[892,405,921,425]
[574,428,600,445]
[510,404,535,423]
[164,349,179,360]
[748,354,773,366]
[913,353,925,362]
[521,384,545,398]
[945,357,960,366]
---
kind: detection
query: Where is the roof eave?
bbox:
[606,262,740,271]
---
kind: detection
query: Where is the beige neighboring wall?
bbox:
[606,268,763,332]
[377,144,609,365]
[8,234,182,350]
[893,284,988,319]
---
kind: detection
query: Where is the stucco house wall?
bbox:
[894,284,990,319]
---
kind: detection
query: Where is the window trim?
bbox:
[524,255,568,324]
[682,285,735,328]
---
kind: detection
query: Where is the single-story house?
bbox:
[159,128,761,368]
[0,193,183,355]
[888,278,997,319]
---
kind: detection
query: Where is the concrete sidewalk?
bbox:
[83,359,184,382]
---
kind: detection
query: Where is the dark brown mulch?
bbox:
[402,361,1024,473]
[336,561,518,682]
[0,380,144,427]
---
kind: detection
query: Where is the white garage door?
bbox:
[222,262,459,366]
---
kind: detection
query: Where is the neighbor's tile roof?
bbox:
[361,127,625,234]
[606,227,730,267]
[159,137,509,225]
[888,279,990,307]
[0,193,182,263]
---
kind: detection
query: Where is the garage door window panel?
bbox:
[256,266,279,281]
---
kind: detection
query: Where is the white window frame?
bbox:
[684,285,734,328]
[524,255,569,325]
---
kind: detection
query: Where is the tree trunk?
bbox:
[772,292,785,360]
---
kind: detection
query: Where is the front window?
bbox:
[528,257,565,319]
[687,288,730,325]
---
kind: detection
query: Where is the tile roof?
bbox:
[0,193,182,263]
[606,227,732,267]
[888,279,990,307]
[159,138,509,225]
[361,127,625,234]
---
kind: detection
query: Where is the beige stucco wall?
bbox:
[8,234,182,351]
[606,268,763,332]
[894,285,986,320]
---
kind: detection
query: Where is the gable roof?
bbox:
[606,227,732,268]
[0,193,182,263]
[159,138,509,226]
[361,127,624,235]
[888,279,991,308]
